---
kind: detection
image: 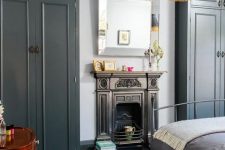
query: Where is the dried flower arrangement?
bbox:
[151,40,164,68]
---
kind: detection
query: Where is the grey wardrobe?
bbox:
[176,1,225,120]
[192,0,222,7]
[0,0,79,150]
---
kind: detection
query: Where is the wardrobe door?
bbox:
[192,0,222,8]
[35,0,78,149]
[0,0,36,129]
[190,8,221,119]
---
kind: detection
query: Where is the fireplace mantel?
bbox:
[93,70,165,76]
[92,71,165,146]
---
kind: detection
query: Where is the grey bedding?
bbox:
[151,132,225,150]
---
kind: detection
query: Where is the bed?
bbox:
[151,132,225,150]
[150,99,225,150]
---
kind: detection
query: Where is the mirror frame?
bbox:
[98,0,160,57]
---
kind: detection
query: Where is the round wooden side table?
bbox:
[0,127,37,150]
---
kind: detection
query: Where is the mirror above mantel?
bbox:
[98,0,160,56]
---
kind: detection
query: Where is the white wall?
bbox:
[158,0,175,126]
[106,0,151,49]
[79,0,175,141]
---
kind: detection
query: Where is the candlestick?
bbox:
[144,48,152,70]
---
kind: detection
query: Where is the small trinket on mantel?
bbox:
[127,67,134,72]
[122,65,127,71]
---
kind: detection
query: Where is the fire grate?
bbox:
[113,120,144,145]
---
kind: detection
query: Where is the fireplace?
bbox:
[93,71,164,147]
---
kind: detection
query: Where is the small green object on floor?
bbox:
[96,140,116,150]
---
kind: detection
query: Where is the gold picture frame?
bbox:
[103,60,116,71]
[93,60,103,71]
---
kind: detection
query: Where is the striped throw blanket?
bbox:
[153,117,225,150]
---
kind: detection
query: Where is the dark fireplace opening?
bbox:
[116,103,142,127]
[113,103,144,145]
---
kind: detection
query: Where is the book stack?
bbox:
[96,140,116,150]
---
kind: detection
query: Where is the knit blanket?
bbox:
[153,117,225,150]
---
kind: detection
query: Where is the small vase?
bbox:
[150,56,157,71]
[151,63,157,71]
[156,63,160,71]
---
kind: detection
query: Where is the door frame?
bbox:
[75,0,80,149]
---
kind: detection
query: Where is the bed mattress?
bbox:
[151,132,225,150]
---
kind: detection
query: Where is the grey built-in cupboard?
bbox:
[176,0,225,120]
[0,0,79,150]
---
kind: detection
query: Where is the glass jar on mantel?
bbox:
[151,56,161,71]
[144,55,162,71]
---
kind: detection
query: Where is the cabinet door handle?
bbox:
[217,51,221,57]
[35,46,40,54]
[218,0,221,6]
[222,51,225,58]
[29,46,35,53]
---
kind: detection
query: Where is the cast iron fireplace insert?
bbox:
[113,103,144,145]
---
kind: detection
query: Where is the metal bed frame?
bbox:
[150,99,225,141]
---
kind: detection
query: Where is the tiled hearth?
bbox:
[93,71,164,147]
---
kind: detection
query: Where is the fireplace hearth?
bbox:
[93,71,164,147]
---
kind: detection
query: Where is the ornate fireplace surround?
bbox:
[93,71,164,146]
